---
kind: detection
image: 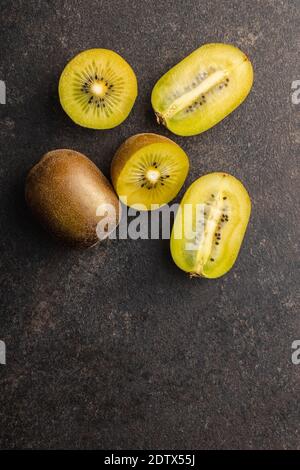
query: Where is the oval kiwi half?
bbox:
[59,49,138,129]
[170,172,251,278]
[111,133,189,210]
[152,43,253,136]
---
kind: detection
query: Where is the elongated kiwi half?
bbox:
[111,133,189,210]
[152,43,253,136]
[25,149,121,248]
[171,173,251,278]
[59,49,137,129]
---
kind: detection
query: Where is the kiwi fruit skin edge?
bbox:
[111,133,189,210]
[25,149,121,248]
[170,172,251,278]
[152,43,254,136]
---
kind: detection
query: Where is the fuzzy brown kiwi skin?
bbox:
[25,149,121,248]
[111,133,177,190]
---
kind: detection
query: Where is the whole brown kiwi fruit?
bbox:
[25,149,121,248]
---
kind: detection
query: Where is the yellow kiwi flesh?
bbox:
[59,49,137,129]
[171,173,251,278]
[152,43,253,136]
[111,133,189,210]
[25,149,121,247]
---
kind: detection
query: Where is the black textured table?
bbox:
[0,0,299,450]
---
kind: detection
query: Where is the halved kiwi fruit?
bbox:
[59,49,137,129]
[171,173,251,278]
[111,133,189,210]
[25,149,121,247]
[152,43,253,136]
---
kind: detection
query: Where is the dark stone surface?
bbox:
[0,0,299,450]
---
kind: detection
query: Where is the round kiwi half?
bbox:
[111,133,189,210]
[59,49,138,129]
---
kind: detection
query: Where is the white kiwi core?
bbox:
[90,81,108,97]
[145,167,161,185]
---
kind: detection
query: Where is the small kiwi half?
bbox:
[59,49,137,129]
[111,133,189,210]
